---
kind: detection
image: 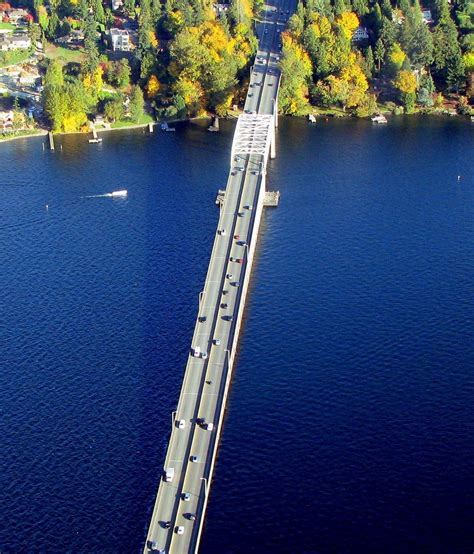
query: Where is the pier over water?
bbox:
[144,2,294,552]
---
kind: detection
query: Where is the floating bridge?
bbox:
[144,2,291,552]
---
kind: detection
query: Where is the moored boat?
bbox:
[371,114,387,124]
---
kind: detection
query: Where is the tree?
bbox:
[83,15,99,74]
[44,60,64,88]
[394,69,417,112]
[104,97,125,121]
[388,42,406,74]
[432,16,464,88]
[46,11,60,40]
[129,85,144,122]
[394,69,417,94]
[43,81,89,132]
[115,59,131,88]
[364,46,375,77]
[336,12,359,40]
[374,38,385,72]
[417,72,436,106]
[279,33,312,114]
[146,74,160,98]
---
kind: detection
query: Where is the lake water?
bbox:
[0,116,472,554]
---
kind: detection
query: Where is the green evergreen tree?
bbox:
[374,38,385,71]
[364,46,375,76]
[83,15,99,74]
[130,85,145,122]
[334,0,348,16]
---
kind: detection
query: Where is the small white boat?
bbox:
[371,114,387,124]
[308,114,316,123]
[110,190,127,197]
[89,137,103,144]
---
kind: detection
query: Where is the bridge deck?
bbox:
[144,2,294,552]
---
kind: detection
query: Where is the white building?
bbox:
[0,33,32,51]
[352,26,369,42]
[110,28,130,52]
[111,0,123,11]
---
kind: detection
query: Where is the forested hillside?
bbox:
[279,0,472,115]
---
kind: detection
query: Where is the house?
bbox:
[111,0,123,11]
[421,9,433,24]
[110,28,130,51]
[0,32,31,51]
[56,30,84,46]
[6,8,30,25]
[352,26,369,42]
[18,70,39,87]
[0,109,14,132]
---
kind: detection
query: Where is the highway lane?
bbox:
[144,1,294,552]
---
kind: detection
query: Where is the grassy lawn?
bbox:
[0,129,44,142]
[0,22,16,30]
[0,49,32,68]
[313,106,349,117]
[45,43,84,64]
[111,113,154,128]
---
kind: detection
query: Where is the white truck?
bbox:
[164,467,174,482]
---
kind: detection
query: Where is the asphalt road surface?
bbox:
[144,2,295,552]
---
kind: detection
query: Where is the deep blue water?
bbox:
[0,116,473,554]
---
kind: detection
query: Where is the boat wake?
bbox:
[82,190,128,199]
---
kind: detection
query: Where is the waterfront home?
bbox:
[352,26,369,42]
[111,0,123,11]
[109,28,130,52]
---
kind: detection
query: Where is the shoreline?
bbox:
[0,117,202,146]
[1,110,470,147]
[0,129,48,143]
